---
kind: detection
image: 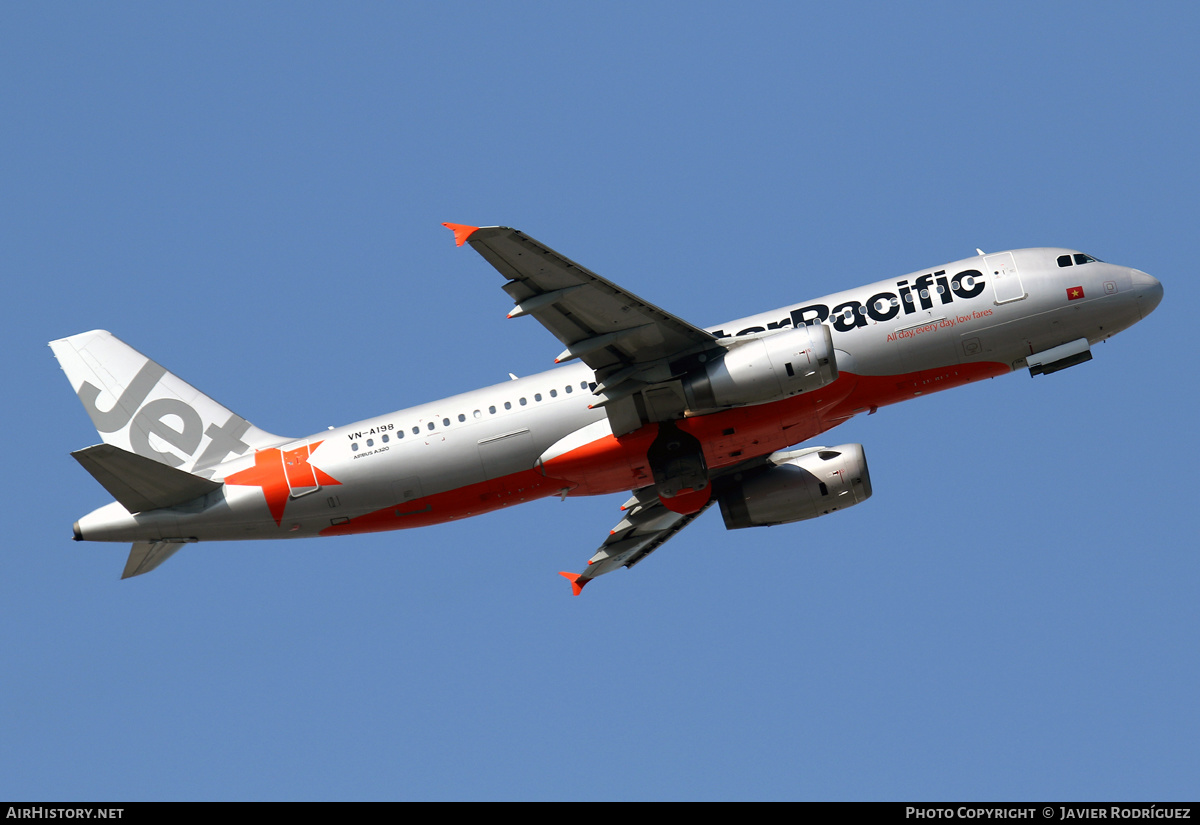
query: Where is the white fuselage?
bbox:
[72,247,1162,547]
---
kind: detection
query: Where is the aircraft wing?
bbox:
[447,224,719,433]
[559,490,716,595]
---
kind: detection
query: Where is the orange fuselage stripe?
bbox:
[317,362,1007,537]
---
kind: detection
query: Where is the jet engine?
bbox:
[718,443,872,529]
[683,324,837,411]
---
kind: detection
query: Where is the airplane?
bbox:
[51,224,1163,592]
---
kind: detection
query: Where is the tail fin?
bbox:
[50,330,288,476]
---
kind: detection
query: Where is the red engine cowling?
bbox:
[683,323,837,411]
[718,443,872,529]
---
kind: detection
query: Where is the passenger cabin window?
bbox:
[535,393,542,402]
[550,389,557,398]
[489,405,496,414]
[504,401,512,410]
[427,421,435,431]
[412,426,419,435]
[519,397,527,406]
[459,413,467,422]
[443,417,450,427]
[474,410,482,419]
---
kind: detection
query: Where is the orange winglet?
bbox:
[558,571,588,596]
[442,222,480,247]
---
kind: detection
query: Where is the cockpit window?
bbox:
[1059,253,1102,267]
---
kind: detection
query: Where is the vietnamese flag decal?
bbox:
[1067,285,1085,301]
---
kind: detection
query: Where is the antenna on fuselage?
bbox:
[976,248,986,256]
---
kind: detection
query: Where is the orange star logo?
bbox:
[224,441,341,525]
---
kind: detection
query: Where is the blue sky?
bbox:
[2,2,1197,801]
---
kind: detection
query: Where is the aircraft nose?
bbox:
[1131,269,1163,318]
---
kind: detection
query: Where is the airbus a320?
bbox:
[52,224,1163,592]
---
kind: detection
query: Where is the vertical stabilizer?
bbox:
[50,330,289,476]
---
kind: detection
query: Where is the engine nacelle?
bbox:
[684,323,837,410]
[718,443,872,529]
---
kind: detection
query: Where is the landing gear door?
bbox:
[281,441,321,498]
[986,252,1025,304]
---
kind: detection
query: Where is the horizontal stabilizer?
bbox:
[72,443,221,513]
[122,540,184,579]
